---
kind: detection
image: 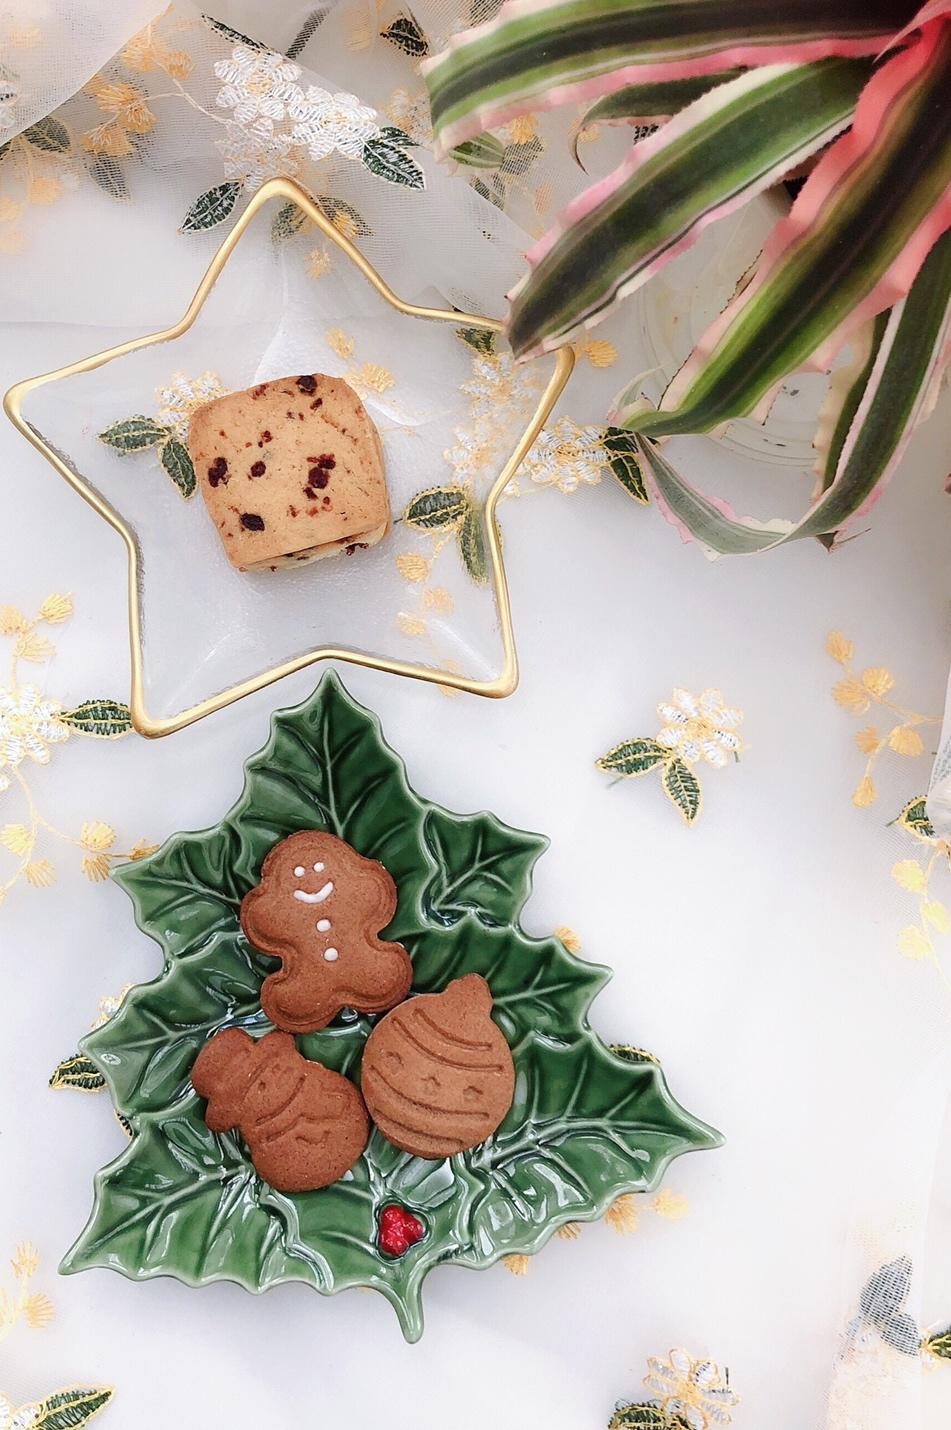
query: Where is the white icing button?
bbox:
[313,862,324,873]
[294,866,305,877]
[323,947,339,962]
[316,919,331,932]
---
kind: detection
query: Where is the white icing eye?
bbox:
[316,919,331,932]
[323,947,339,962]
[313,862,325,873]
[294,866,305,878]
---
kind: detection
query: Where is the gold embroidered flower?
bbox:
[643,1349,740,1430]
[0,685,69,789]
[122,27,192,80]
[523,416,609,493]
[155,371,225,439]
[87,79,156,134]
[656,688,744,768]
[385,86,431,144]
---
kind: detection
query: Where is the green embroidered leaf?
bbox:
[459,501,488,584]
[180,181,241,233]
[456,324,496,354]
[609,1404,688,1430]
[501,136,544,174]
[471,173,507,209]
[33,1388,113,1430]
[0,141,11,163]
[362,133,425,189]
[878,1311,922,1356]
[596,739,668,776]
[201,14,267,49]
[924,1325,951,1360]
[610,1044,659,1066]
[58,699,133,738]
[896,796,937,843]
[49,1053,106,1092]
[380,12,430,57]
[317,195,372,236]
[403,485,468,529]
[69,674,719,1340]
[271,200,308,244]
[603,427,648,504]
[87,156,128,202]
[378,125,419,147]
[861,1255,912,1325]
[419,806,547,926]
[23,116,70,153]
[98,416,171,453]
[161,437,197,498]
[451,134,506,169]
[662,757,702,824]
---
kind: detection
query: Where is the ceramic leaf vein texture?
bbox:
[64,673,720,1340]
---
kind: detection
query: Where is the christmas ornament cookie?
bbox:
[189,373,390,571]
[241,830,413,1033]
[191,1027,369,1193]
[361,974,515,1158]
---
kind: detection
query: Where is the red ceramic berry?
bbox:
[378,1205,425,1257]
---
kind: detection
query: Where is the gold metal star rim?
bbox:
[3,176,574,737]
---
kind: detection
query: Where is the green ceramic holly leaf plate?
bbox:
[63,673,721,1340]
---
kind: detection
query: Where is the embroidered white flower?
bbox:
[216,118,299,192]
[656,688,744,768]
[213,44,300,125]
[0,684,69,784]
[643,1348,740,1430]
[156,370,226,439]
[462,351,538,422]
[287,84,379,160]
[524,416,608,493]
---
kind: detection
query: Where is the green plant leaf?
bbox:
[180,181,242,233]
[202,14,267,48]
[419,806,548,926]
[403,485,469,529]
[459,501,489,584]
[381,11,430,57]
[450,133,506,168]
[23,116,70,152]
[424,0,898,156]
[87,155,128,202]
[897,796,937,843]
[924,1324,951,1359]
[98,416,171,453]
[33,1388,114,1430]
[362,133,425,188]
[161,436,196,497]
[585,72,742,125]
[596,739,668,776]
[271,200,308,243]
[58,699,133,738]
[602,427,648,504]
[456,324,496,353]
[49,1053,106,1092]
[662,758,702,824]
[507,59,868,358]
[609,1404,688,1430]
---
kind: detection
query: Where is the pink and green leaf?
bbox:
[633,228,951,556]
[508,60,869,359]
[581,71,743,126]
[634,21,951,439]
[423,0,913,155]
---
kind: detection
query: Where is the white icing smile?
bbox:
[293,880,334,904]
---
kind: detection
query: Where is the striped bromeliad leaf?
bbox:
[508,60,869,359]
[423,0,915,155]
[582,72,743,125]
[630,20,951,438]
[633,228,951,557]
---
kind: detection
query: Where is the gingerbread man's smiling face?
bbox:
[240,830,413,1033]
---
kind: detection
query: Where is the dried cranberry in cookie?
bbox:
[191,1027,370,1192]
[240,830,413,1033]
[188,374,389,571]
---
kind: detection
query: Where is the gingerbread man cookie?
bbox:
[192,1027,370,1192]
[361,975,515,1158]
[240,830,413,1034]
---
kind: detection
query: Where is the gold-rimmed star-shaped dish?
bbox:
[4,177,573,737]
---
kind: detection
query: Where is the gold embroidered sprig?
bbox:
[887,797,951,979]
[0,1243,53,1343]
[597,688,745,825]
[611,1348,739,1430]
[826,631,940,807]
[49,985,133,1093]
[502,1187,690,1273]
[0,595,152,907]
[98,371,224,500]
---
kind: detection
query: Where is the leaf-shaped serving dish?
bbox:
[64,674,720,1339]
